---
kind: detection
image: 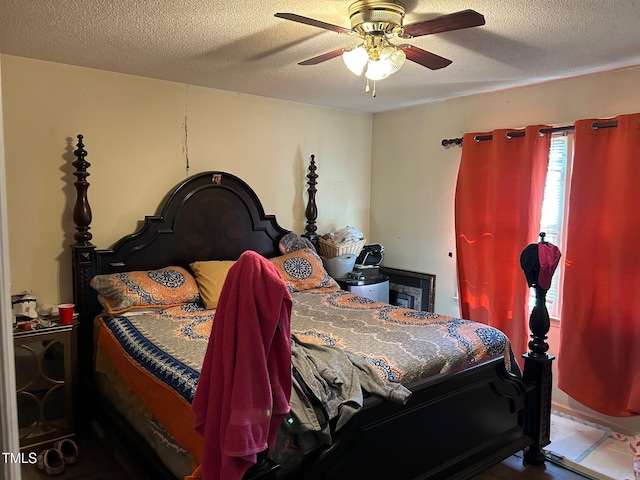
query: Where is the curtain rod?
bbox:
[441,119,619,147]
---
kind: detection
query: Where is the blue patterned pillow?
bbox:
[89,267,201,313]
[270,248,339,292]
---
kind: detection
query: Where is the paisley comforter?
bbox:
[99,289,516,403]
[289,290,516,385]
[95,288,517,475]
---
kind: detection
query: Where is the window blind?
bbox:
[531,134,570,318]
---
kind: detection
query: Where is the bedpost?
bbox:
[70,134,97,381]
[303,154,319,248]
[522,285,554,465]
[72,134,92,245]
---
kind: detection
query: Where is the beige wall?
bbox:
[0,54,372,306]
[3,52,638,432]
[371,65,640,433]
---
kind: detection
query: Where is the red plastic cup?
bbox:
[58,304,75,325]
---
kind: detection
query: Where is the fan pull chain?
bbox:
[363,79,377,97]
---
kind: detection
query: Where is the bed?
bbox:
[69,134,554,479]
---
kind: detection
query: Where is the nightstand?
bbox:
[13,320,78,450]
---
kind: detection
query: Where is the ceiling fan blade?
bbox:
[298,48,346,66]
[402,46,452,70]
[403,9,485,37]
[274,13,351,35]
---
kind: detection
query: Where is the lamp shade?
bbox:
[343,46,369,76]
[383,47,406,73]
[364,46,406,80]
[364,59,391,80]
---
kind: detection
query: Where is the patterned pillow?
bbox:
[190,260,236,310]
[270,248,339,292]
[89,266,201,314]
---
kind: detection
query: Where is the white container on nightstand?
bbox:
[338,275,389,303]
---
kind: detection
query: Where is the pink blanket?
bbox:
[192,250,292,480]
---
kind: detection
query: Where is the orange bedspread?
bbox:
[97,321,204,473]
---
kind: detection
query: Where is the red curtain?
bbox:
[558,113,640,417]
[455,126,550,360]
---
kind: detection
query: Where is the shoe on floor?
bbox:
[54,438,79,465]
[36,448,65,475]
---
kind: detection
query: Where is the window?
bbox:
[530,134,572,319]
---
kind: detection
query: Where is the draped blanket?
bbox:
[192,251,292,480]
[289,334,412,453]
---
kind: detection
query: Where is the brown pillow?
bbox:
[89,267,200,314]
[270,248,339,292]
[190,260,236,309]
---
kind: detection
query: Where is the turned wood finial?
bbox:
[72,134,93,245]
[304,155,318,241]
[528,286,550,356]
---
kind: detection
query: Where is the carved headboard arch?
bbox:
[71,136,290,376]
[95,171,289,273]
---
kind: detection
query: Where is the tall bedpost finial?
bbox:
[528,286,550,356]
[522,283,555,465]
[71,134,97,382]
[72,134,93,245]
[521,237,556,466]
[303,155,319,247]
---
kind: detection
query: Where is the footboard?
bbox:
[299,356,529,480]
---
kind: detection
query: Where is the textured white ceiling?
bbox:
[1,0,640,113]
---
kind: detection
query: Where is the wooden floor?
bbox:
[22,425,588,480]
[21,422,144,480]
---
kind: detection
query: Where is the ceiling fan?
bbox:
[275,1,485,96]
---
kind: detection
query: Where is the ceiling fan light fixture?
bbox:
[276,2,485,96]
[381,46,406,73]
[364,58,391,81]
[361,44,405,80]
[343,45,369,75]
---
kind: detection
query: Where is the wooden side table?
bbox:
[13,320,78,450]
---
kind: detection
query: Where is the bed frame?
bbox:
[70,134,554,479]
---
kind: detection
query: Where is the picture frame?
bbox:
[380,267,436,312]
[393,292,414,309]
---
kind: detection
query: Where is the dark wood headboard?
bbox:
[70,134,307,378]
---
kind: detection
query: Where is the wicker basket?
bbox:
[318,237,366,258]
